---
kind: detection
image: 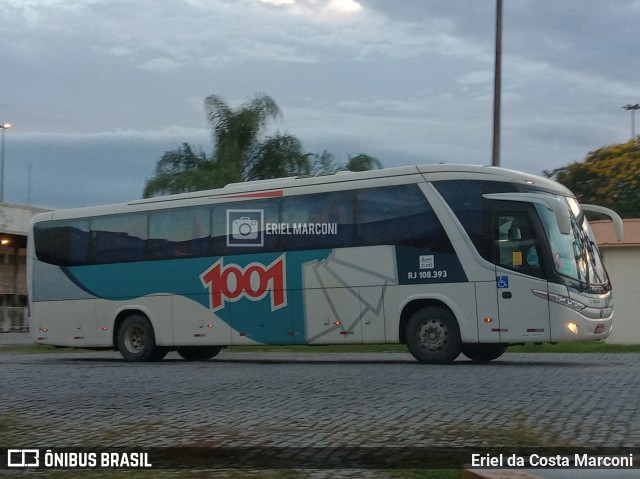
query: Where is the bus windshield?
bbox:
[536,197,608,289]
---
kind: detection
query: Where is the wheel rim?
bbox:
[418,319,448,351]
[124,325,146,353]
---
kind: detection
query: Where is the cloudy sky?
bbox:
[1,0,639,209]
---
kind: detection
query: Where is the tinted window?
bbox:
[356,184,451,250]
[434,180,517,261]
[90,214,148,263]
[34,220,90,266]
[148,207,210,259]
[281,191,354,250]
[496,209,545,278]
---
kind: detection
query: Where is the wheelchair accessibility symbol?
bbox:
[496,276,509,289]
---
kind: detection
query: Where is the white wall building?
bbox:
[591,219,640,344]
[0,202,50,331]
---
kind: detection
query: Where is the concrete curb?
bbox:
[461,468,546,479]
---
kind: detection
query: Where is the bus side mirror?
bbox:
[580,204,624,241]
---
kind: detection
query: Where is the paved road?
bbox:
[1,333,638,477]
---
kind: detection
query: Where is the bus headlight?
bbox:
[567,322,579,334]
[532,290,586,312]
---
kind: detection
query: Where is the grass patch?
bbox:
[228,342,640,354]
[227,344,408,353]
[4,340,640,356]
[507,341,640,353]
[0,343,103,354]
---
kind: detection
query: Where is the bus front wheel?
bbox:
[461,343,507,362]
[405,306,461,364]
[177,346,222,361]
[116,314,165,362]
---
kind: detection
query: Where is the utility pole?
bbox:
[492,0,503,167]
[0,123,12,203]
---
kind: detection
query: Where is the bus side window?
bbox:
[90,214,148,264]
[211,199,280,256]
[356,184,450,250]
[281,191,354,250]
[148,207,211,259]
[34,220,90,266]
[434,180,518,263]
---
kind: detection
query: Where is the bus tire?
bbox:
[461,343,507,362]
[405,306,461,364]
[177,346,222,361]
[116,314,163,362]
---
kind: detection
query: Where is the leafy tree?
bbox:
[545,138,640,218]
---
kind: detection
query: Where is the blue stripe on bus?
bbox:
[66,250,332,344]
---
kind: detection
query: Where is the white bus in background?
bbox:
[27,164,623,363]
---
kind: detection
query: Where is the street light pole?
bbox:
[0,123,12,204]
[492,0,503,167]
[622,104,640,139]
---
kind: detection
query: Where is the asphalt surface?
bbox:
[1,332,638,478]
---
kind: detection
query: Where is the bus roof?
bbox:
[33,164,574,222]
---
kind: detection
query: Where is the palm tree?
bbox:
[205,93,281,182]
[344,153,382,172]
[143,93,383,198]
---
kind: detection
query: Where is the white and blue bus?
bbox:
[28,164,623,363]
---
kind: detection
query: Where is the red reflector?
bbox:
[527,329,545,333]
[594,324,605,334]
[73,336,84,340]
[287,332,295,336]
[101,326,108,331]
[193,333,205,337]
[239,332,247,337]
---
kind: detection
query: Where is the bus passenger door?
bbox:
[494,209,551,342]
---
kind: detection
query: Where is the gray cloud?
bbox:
[1,0,638,208]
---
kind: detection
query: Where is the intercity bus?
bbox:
[27,164,623,363]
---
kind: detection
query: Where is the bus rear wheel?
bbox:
[177,346,222,361]
[461,343,507,362]
[116,314,165,362]
[405,306,461,364]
